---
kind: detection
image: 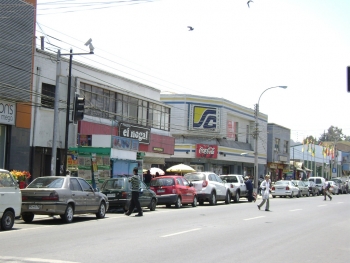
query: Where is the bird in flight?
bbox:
[188,26,194,31]
[247,0,253,8]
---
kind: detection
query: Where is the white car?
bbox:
[184,172,231,205]
[0,169,22,231]
[271,180,300,198]
[219,174,248,202]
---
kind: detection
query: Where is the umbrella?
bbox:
[166,164,195,175]
[149,167,165,176]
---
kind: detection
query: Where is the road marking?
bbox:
[0,256,80,263]
[161,228,201,237]
[244,216,265,221]
[289,209,302,212]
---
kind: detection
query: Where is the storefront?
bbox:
[0,99,16,169]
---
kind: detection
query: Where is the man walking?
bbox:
[125,167,143,217]
[323,181,332,201]
[257,175,271,211]
[244,176,255,202]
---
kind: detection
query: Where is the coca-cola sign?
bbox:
[196,144,218,159]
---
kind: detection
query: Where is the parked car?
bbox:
[332,178,346,194]
[326,181,339,195]
[291,180,310,197]
[304,181,319,196]
[150,176,197,208]
[21,176,109,223]
[0,169,22,231]
[271,180,300,198]
[184,172,231,205]
[219,174,248,202]
[100,177,157,212]
[308,177,325,195]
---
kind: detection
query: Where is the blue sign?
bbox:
[332,168,336,173]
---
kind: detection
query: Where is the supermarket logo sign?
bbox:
[189,105,220,131]
[0,100,16,125]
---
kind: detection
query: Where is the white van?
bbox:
[0,169,22,231]
[308,177,325,195]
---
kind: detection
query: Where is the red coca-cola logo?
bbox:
[196,144,218,159]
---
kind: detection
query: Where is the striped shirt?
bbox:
[129,175,140,191]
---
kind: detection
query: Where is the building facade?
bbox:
[160,94,268,177]
[266,123,291,181]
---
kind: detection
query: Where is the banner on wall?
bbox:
[0,99,16,125]
[111,135,139,151]
[195,144,218,159]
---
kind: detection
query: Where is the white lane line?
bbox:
[289,209,302,212]
[161,228,201,238]
[0,256,80,263]
[318,205,327,207]
[244,216,265,221]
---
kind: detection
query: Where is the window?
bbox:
[234,122,239,141]
[41,83,55,109]
[283,140,289,153]
[274,138,280,152]
[176,178,184,185]
[78,178,92,191]
[70,178,83,191]
[246,125,249,143]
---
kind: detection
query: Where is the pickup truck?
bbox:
[219,174,248,202]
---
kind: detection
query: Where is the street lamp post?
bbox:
[253,86,287,190]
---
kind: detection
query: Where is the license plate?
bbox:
[29,205,42,210]
[157,189,165,193]
[107,194,115,198]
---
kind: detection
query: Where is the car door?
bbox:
[78,178,99,212]
[237,176,247,196]
[0,171,21,216]
[181,177,195,203]
[139,181,151,207]
[213,174,226,199]
[69,178,86,213]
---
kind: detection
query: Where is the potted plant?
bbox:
[11,170,31,188]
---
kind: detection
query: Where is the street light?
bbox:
[253,86,287,189]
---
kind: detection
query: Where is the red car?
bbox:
[150,176,197,208]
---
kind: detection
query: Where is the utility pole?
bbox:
[253,103,259,189]
[51,50,61,176]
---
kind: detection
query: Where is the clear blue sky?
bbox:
[36,0,350,142]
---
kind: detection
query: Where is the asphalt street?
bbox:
[0,194,349,263]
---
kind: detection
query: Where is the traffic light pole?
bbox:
[61,49,93,174]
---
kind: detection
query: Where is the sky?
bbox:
[35,0,350,142]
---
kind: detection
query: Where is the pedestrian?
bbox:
[125,167,143,217]
[323,181,332,201]
[257,175,271,211]
[244,176,255,202]
[144,170,152,187]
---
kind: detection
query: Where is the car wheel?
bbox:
[233,191,240,203]
[96,202,106,219]
[225,191,231,204]
[61,204,74,223]
[192,196,197,207]
[209,192,217,206]
[175,196,182,208]
[149,198,156,211]
[21,212,34,223]
[1,210,15,230]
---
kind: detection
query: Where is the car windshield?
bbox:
[28,178,64,188]
[101,179,126,190]
[184,173,205,181]
[150,178,175,187]
[220,176,238,183]
[275,181,289,186]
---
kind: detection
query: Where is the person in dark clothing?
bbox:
[125,167,143,217]
[144,170,152,186]
[244,176,255,202]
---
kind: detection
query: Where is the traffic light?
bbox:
[73,94,85,124]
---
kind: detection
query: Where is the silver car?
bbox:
[21,176,109,223]
[271,180,299,198]
[184,172,231,205]
[291,180,310,197]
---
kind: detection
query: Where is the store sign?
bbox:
[0,100,16,125]
[195,144,218,159]
[189,105,220,132]
[119,123,150,144]
[153,147,164,153]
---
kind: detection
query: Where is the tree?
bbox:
[318,126,346,143]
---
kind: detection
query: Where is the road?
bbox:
[1,194,349,263]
